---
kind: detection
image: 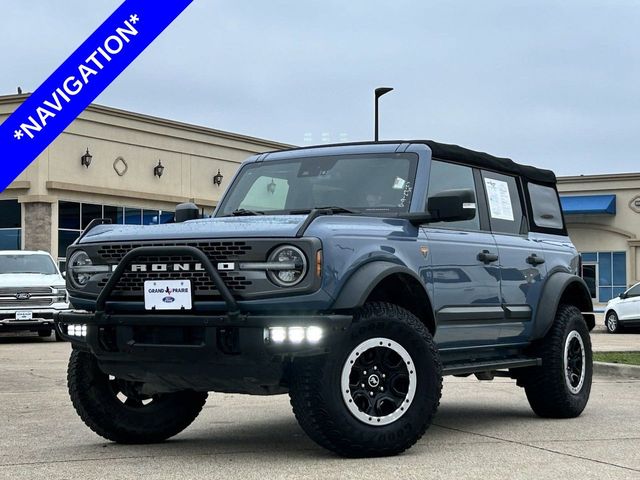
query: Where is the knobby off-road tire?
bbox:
[68,350,208,444]
[605,311,622,334]
[523,304,592,418]
[289,302,442,457]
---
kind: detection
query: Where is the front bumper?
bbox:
[0,307,68,332]
[55,309,352,393]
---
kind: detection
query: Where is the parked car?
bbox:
[604,282,640,333]
[0,250,69,339]
[55,140,594,457]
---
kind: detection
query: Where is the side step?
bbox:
[442,357,541,376]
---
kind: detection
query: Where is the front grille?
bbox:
[0,287,52,296]
[96,241,253,263]
[95,250,255,300]
[0,298,53,308]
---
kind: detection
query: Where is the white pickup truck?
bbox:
[0,250,69,339]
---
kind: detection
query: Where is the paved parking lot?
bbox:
[1,332,639,480]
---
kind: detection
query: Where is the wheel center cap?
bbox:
[368,374,380,388]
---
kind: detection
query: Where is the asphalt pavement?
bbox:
[1,332,639,480]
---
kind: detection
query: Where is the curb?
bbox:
[594,361,640,379]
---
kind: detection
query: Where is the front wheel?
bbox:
[289,302,442,457]
[68,350,207,444]
[523,304,593,418]
[605,311,622,333]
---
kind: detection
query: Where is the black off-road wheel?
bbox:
[523,304,592,418]
[289,302,442,458]
[68,350,208,444]
[605,311,622,334]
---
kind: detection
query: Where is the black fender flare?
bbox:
[331,261,430,311]
[532,272,594,340]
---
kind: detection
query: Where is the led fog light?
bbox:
[67,324,87,337]
[288,327,305,344]
[266,326,323,345]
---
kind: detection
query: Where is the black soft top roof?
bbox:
[422,140,556,185]
[269,139,557,185]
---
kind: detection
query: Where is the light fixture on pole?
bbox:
[153,160,164,178]
[81,148,93,168]
[374,87,393,142]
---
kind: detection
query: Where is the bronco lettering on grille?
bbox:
[129,262,235,272]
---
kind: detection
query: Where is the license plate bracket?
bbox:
[144,280,192,311]
[15,311,33,321]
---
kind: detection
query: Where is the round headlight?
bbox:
[69,250,93,288]
[267,245,308,287]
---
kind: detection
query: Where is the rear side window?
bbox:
[528,183,564,230]
[481,171,524,235]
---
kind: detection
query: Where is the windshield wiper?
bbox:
[227,208,265,217]
[290,206,357,215]
[295,206,360,237]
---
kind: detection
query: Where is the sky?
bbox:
[2,0,639,176]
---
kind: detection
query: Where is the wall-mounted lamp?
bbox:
[213,169,224,187]
[81,148,93,168]
[153,160,164,178]
[267,178,277,194]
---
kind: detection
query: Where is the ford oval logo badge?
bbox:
[15,293,31,300]
[162,296,175,303]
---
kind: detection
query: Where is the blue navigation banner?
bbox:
[0,0,193,192]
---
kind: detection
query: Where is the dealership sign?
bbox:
[0,0,193,192]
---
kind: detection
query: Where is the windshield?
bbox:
[217,153,418,216]
[0,254,58,275]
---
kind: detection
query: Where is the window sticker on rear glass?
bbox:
[484,178,514,221]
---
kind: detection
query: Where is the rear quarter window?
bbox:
[528,183,564,230]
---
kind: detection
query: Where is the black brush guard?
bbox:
[54,245,351,381]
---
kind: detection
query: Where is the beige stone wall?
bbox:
[0,94,289,209]
[23,202,52,254]
[558,173,640,286]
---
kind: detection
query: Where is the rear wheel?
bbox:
[523,304,592,418]
[605,311,622,333]
[68,350,207,444]
[289,302,442,457]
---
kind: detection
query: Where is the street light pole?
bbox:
[374,87,393,141]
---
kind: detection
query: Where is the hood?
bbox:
[78,214,416,244]
[0,273,65,288]
[80,215,310,243]
[607,296,621,307]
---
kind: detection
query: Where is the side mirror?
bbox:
[619,292,627,299]
[174,202,200,223]
[427,189,476,222]
[400,189,476,226]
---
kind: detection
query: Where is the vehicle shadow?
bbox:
[92,401,542,460]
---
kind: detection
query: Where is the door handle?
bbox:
[477,250,499,264]
[526,254,545,266]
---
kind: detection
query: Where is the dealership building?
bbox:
[1,93,639,304]
[0,93,288,269]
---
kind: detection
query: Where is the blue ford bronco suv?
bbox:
[56,141,595,457]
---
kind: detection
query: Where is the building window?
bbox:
[581,251,627,303]
[0,199,22,250]
[57,201,174,263]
